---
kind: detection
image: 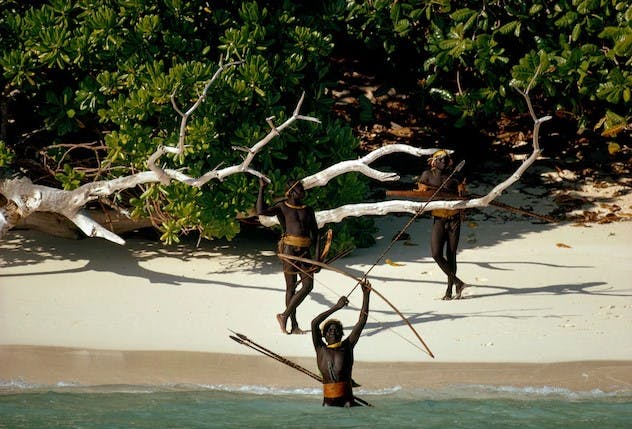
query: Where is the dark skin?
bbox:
[257,178,320,334]
[419,155,467,300]
[311,283,370,407]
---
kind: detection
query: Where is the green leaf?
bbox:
[497,20,520,36]
[429,88,454,102]
[613,32,632,58]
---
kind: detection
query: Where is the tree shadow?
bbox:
[362,308,539,337]
[471,281,630,298]
[307,279,630,341]
[0,228,283,287]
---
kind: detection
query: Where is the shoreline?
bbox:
[1,346,631,393]
[2,217,631,396]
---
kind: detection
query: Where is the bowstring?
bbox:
[346,160,465,298]
[277,160,464,356]
[282,257,428,354]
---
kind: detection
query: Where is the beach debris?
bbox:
[385,258,405,267]
[556,242,572,248]
[607,142,621,155]
[392,231,410,241]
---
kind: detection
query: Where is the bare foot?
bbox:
[289,327,306,335]
[276,313,288,334]
[455,281,466,299]
[442,286,453,300]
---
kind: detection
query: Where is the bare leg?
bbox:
[454,280,466,299]
[276,271,298,334]
[446,218,464,299]
[276,313,288,334]
[289,309,299,333]
[442,285,453,300]
[432,219,453,299]
[432,217,464,300]
[282,271,313,334]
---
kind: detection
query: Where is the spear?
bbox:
[229,330,322,382]
[385,188,557,223]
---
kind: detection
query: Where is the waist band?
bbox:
[431,209,460,218]
[323,381,352,399]
[282,234,312,247]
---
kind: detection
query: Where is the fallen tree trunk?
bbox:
[1,63,549,244]
[14,210,154,239]
[259,83,551,228]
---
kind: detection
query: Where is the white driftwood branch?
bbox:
[0,82,319,243]
[257,144,451,227]
[184,92,320,187]
[301,145,446,189]
[148,59,242,185]
[260,88,550,229]
[2,67,549,245]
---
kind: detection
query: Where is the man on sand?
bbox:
[311,282,371,407]
[257,178,321,334]
[418,149,467,300]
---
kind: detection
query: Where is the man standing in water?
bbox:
[257,178,321,334]
[418,149,467,300]
[311,282,371,407]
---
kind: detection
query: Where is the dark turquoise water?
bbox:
[1,383,631,429]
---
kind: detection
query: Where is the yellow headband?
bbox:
[432,149,449,159]
[428,149,451,166]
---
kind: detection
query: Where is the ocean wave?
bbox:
[2,378,630,401]
[404,384,632,401]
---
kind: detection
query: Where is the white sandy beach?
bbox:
[1,214,631,392]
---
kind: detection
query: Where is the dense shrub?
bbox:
[341,0,631,133]
[1,0,629,245]
[0,0,369,246]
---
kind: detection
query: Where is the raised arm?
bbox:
[346,282,371,346]
[256,177,278,216]
[311,296,348,348]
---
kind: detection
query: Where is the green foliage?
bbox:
[0,0,373,247]
[2,0,630,248]
[0,141,15,168]
[342,0,631,131]
[329,217,378,256]
[55,163,85,190]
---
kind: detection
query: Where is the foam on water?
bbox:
[1,380,631,429]
[2,378,630,400]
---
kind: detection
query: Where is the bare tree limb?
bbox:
[148,58,243,185]
[1,66,550,246]
[301,145,447,189]
[0,65,319,243]
[184,92,320,188]
[259,88,551,228]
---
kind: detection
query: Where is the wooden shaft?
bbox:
[385,189,557,223]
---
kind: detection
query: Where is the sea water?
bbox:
[1,382,631,429]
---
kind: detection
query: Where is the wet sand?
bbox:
[1,218,631,393]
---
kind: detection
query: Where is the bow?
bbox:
[277,253,435,359]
